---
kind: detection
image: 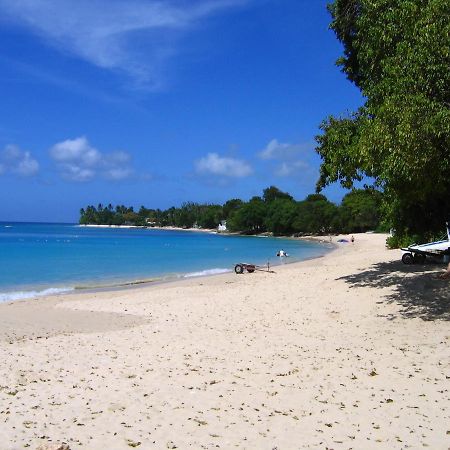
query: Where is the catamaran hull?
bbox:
[400,223,450,264]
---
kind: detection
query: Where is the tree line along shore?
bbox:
[79,185,383,237]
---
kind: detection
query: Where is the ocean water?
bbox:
[0,222,332,301]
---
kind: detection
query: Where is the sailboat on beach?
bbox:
[401,223,450,264]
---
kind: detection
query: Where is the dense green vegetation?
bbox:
[79,186,382,236]
[316,0,450,243]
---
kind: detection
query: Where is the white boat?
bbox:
[401,223,450,264]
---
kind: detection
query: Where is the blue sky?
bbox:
[0,0,362,222]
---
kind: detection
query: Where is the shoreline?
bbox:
[1,231,351,324]
[0,240,335,305]
[78,223,219,233]
[0,230,336,304]
[78,223,350,242]
[1,232,448,449]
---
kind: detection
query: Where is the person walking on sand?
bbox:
[351,235,355,243]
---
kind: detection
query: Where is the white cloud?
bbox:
[275,160,308,177]
[50,137,101,166]
[195,152,252,177]
[60,165,96,182]
[104,167,133,181]
[49,136,134,182]
[0,145,39,176]
[258,139,312,160]
[14,152,40,176]
[0,0,249,88]
[258,138,315,178]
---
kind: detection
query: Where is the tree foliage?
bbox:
[293,194,338,235]
[227,196,267,234]
[316,0,450,236]
[79,186,382,236]
[338,188,383,232]
[262,186,294,203]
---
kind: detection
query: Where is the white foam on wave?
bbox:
[0,287,75,303]
[184,268,231,278]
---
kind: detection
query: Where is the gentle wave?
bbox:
[184,268,231,278]
[0,270,229,302]
[0,287,75,303]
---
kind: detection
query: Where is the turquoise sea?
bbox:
[0,222,332,302]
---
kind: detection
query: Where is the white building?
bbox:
[218,220,227,232]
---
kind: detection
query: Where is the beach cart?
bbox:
[234,262,273,274]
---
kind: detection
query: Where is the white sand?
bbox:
[0,233,449,449]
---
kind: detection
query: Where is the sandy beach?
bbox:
[79,224,218,233]
[0,233,449,449]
